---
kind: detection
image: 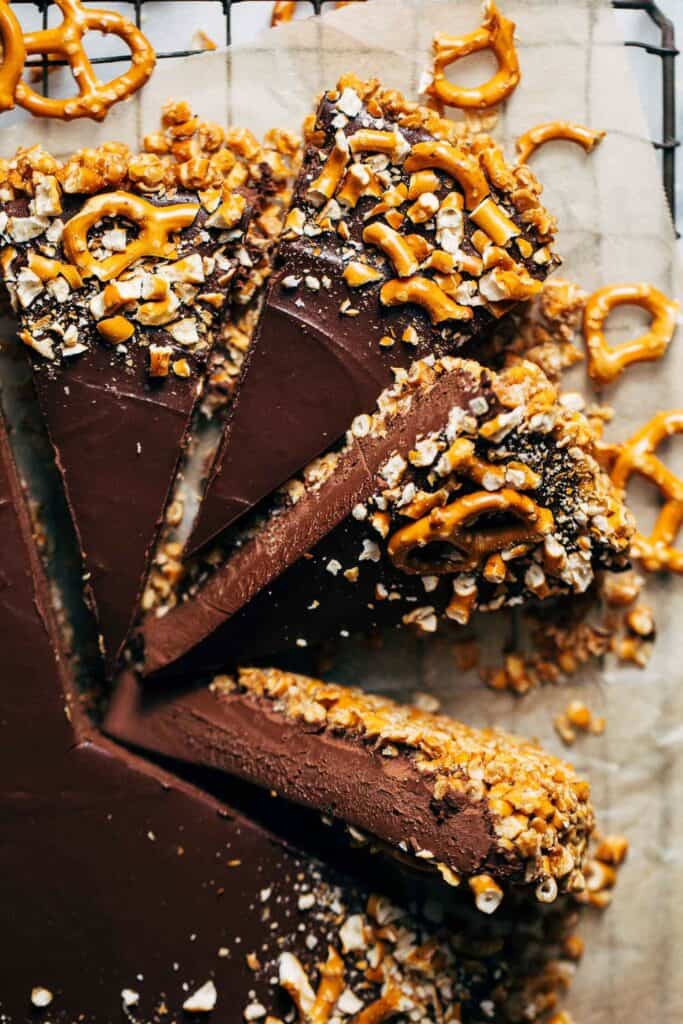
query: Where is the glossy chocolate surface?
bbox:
[0,417,345,1022]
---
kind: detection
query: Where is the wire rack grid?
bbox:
[8,0,680,225]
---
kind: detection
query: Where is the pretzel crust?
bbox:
[62,191,199,281]
[611,411,683,573]
[387,489,554,575]
[430,0,520,111]
[14,0,155,122]
[515,121,605,165]
[582,282,679,386]
[0,2,25,113]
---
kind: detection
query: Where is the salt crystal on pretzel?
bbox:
[137,356,633,677]
[0,103,265,673]
[106,664,595,912]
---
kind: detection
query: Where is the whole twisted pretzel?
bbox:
[12,0,155,121]
[62,192,199,281]
[582,283,679,386]
[515,122,605,165]
[611,411,683,573]
[429,1,520,111]
[0,2,25,113]
[387,489,554,575]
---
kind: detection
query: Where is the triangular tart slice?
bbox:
[0,104,259,672]
[139,357,633,678]
[189,74,560,552]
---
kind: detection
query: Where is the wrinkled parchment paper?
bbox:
[1,3,681,1021]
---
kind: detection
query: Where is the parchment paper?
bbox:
[1,3,681,1021]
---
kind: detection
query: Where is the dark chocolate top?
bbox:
[0,411,581,1024]
[0,377,327,1022]
[189,76,558,551]
[0,140,253,674]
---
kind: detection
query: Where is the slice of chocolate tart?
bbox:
[106,665,595,913]
[189,73,559,552]
[138,357,633,678]
[0,403,583,1023]
[0,106,259,673]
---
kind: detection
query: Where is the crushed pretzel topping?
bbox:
[218,665,595,903]
[554,700,606,747]
[277,72,557,357]
[0,102,297,384]
[255,862,586,1024]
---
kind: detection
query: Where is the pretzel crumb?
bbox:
[575,834,628,908]
[249,839,598,1024]
[554,701,605,747]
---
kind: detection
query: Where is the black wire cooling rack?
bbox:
[11,0,680,224]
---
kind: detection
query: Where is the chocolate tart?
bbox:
[138,357,633,678]
[190,73,559,552]
[107,665,595,911]
[0,108,259,673]
[0,402,583,1023]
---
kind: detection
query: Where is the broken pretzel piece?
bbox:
[515,122,605,165]
[389,489,554,576]
[611,410,683,573]
[582,282,679,386]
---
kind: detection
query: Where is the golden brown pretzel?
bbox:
[0,2,25,113]
[14,0,155,122]
[62,191,199,281]
[388,489,554,575]
[582,282,679,386]
[515,121,605,165]
[429,1,520,111]
[272,0,364,24]
[272,1,297,24]
[611,411,683,573]
[404,140,490,210]
[380,276,473,324]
